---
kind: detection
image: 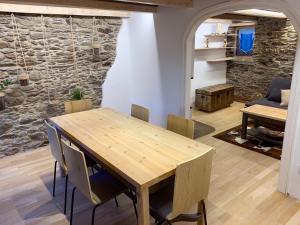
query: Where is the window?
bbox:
[236,27,255,56]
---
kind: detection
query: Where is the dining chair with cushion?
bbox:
[64,98,93,114]
[45,120,69,214]
[61,141,137,225]
[149,150,214,225]
[131,104,150,122]
[167,114,195,139]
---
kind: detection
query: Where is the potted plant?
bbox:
[64,88,92,114]
[0,79,12,111]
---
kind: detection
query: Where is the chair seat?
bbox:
[90,170,126,204]
[150,180,174,221]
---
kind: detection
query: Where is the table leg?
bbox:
[241,113,248,139]
[137,187,150,225]
[197,201,204,225]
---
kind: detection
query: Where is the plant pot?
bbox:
[0,92,6,111]
[19,73,29,86]
[92,42,101,49]
[64,99,92,114]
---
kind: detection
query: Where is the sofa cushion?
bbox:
[267,88,282,102]
[246,98,288,109]
[266,78,291,98]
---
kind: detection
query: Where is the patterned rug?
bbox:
[213,123,283,160]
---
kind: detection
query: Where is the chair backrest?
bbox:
[167,114,195,139]
[61,141,97,204]
[131,104,150,122]
[64,99,93,114]
[169,150,214,220]
[44,120,66,172]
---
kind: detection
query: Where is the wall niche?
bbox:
[0,13,122,157]
[226,17,297,102]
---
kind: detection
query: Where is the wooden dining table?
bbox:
[49,108,214,225]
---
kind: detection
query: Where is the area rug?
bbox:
[193,121,215,139]
[213,124,283,160]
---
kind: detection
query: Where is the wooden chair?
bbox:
[167,114,195,139]
[149,150,214,225]
[44,120,69,214]
[131,104,150,122]
[61,141,137,225]
[64,99,93,114]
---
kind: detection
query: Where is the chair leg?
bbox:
[129,190,138,219]
[201,200,208,225]
[70,187,76,225]
[91,167,95,175]
[114,196,119,208]
[63,175,68,214]
[52,161,57,197]
[91,204,101,225]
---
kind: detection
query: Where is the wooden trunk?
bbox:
[195,84,234,112]
[0,92,5,111]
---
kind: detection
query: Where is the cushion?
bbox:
[267,88,282,102]
[266,78,291,98]
[281,89,290,106]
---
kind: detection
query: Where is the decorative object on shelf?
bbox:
[0,92,5,111]
[216,23,223,35]
[65,87,92,114]
[11,13,29,87]
[223,38,228,48]
[205,38,209,48]
[0,79,12,111]
[19,72,29,86]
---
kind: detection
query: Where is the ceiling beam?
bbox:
[0,0,158,13]
[0,2,131,17]
[111,0,193,7]
[212,13,258,21]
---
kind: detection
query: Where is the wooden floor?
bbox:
[1,102,300,225]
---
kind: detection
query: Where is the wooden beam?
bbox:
[0,0,158,13]
[0,2,131,17]
[212,13,258,21]
[111,0,193,7]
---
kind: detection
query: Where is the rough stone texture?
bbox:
[226,18,297,102]
[0,13,122,157]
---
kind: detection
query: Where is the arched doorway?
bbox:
[183,1,300,196]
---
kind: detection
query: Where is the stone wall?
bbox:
[0,13,122,157]
[226,18,297,102]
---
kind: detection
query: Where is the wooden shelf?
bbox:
[204,34,237,38]
[206,57,234,62]
[195,47,236,51]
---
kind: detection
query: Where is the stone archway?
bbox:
[183,1,300,197]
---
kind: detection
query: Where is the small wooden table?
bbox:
[50,108,214,225]
[240,105,288,139]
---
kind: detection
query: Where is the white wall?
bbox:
[102,19,132,114]
[103,13,165,126]
[103,0,300,199]
[191,22,229,105]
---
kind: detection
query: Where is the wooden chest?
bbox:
[195,84,234,112]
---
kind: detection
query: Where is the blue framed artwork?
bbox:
[236,27,255,56]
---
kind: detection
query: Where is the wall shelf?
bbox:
[195,47,236,51]
[204,34,237,38]
[206,57,234,62]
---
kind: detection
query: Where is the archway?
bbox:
[183,1,300,196]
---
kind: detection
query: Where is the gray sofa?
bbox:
[246,78,291,109]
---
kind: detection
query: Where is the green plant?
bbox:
[72,88,84,100]
[0,79,12,92]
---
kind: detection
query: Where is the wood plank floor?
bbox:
[1,102,300,225]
